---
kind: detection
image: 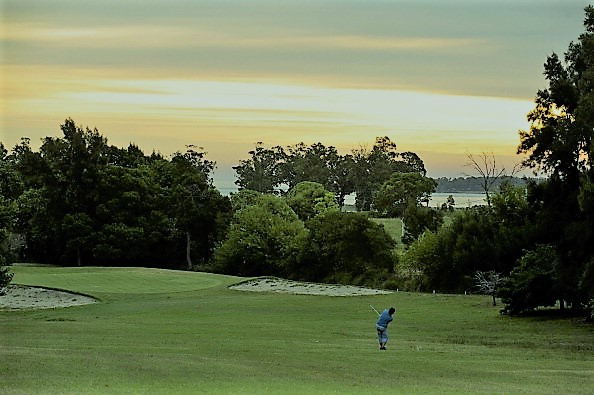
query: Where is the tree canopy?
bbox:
[4,119,231,269]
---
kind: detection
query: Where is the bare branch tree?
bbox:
[465,151,506,207]
[474,270,505,306]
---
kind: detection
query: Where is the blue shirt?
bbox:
[376,309,393,329]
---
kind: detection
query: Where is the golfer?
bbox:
[376,307,396,350]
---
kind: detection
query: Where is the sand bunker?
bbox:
[229,277,393,296]
[0,285,98,310]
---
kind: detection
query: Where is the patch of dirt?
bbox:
[0,285,98,310]
[229,277,393,297]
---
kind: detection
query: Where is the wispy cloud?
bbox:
[3,22,484,52]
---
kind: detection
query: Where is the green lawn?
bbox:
[1,266,592,394]
[371,217,405,252]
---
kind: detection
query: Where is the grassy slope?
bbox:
[371,218,405,253]
[1,266,593,394]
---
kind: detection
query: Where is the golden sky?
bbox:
[1,0,589,187]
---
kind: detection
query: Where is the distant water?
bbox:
[429,192,486,208]
[213,176,486,208]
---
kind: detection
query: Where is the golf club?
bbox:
[370,304,380,316]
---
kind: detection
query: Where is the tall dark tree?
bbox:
[9,119,231,269]
[169,147,229,270]
[328,153,356,207]
[9,120,109,263]
[351,137,426,211]
[372,172,437,218]
[0,142,23,271]
[511,6,594,312]
[298,211,396,285]
[233,143,286,193]
[282,142,355,207]
[213,193,306,277]
[283,143,332,189]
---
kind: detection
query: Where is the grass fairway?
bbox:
[2,266,593,394]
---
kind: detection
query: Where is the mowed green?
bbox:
[1,266,592,394]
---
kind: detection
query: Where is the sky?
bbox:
[1,0,590,190]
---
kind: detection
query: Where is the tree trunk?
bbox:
[491,293,496,306]
[77,246,81,267]
[186,232,192,270]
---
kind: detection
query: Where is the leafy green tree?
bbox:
[229,189,265,211]
[398,230,446,291]
[328,153,356,208]
[9,119,231,269]
[282,143,355,207]
[401,188,533,293]
[62,212,93,266]
[0,142,23,266]
[398,151,427,176]
[167,147,229,270]
[285,181,339,221]
[441,194,455,211]
[499,245,560,314]
[372,172,437,217]
[91,164,166,266]
[372,172,440,244]
[351,137,427,211]
[10,119,111,264]
[298,211,396,286]
[0,183,16,291]
[233,143,286,193]
[0,264,13,293]
[513,6,594,313]
[401,205,443,245]
[213,194,307,277]
[283,143,332,188]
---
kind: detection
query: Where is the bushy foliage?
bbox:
[373,172,436,217]
[297,211,396,286]
[0,142,22,269]
[0,265,13,294]
[400,184,534,293]
[499,245,559,314]
[215,190,398,287]
[498,6,594,314]
[213,194,307,277]
[285,181,339,221]
[401,205,443,245]
[6,119,232,269]
[398,230,444,291]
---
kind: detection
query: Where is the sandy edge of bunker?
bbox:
[0,276,392,309]
[0,285,99,310]
[229,277,393,297]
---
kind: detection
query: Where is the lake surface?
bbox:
[429,192,486,208]
[213,178,486,208]
[341,192,486,207]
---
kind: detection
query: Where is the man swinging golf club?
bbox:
[374,306,396,350]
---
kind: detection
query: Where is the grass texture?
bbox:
[1,265,592,394]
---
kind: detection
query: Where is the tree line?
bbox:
[0,124,433,287]
[401,7,594,317]
[2,7,594,317]
[0,120,231,270]
[233,137,426,210]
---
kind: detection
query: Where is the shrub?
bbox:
[499,245,559,314]
[0,265,13,294]
[213,194,307,277]
[297,211,396,286]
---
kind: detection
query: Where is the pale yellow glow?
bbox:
[3,22,483,51]
[2,62,532,171]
